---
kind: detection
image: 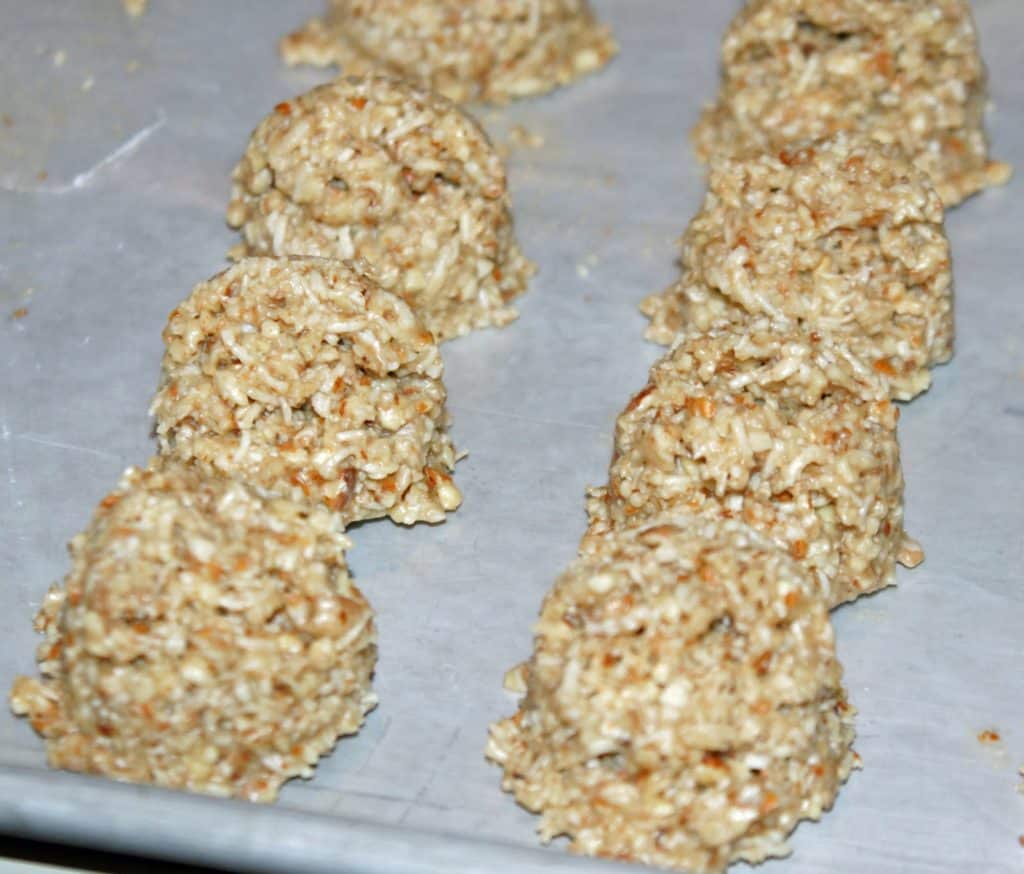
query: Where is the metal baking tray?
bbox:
[1,1,1021,871]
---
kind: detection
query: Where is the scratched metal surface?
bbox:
[0,1,1022,872]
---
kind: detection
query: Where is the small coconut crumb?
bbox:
[503,663,528,694]
[52,50,66,68]
[508,125,545,150]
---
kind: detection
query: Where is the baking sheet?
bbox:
[1,1,1022,871]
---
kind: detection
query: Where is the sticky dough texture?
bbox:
[585,321,923,607]
[226,76,533,341]
[150,257,461,527]
[642,134,954,402]
[9,460,377,802]
[487,517,857,873]
[691,0,1010,207]
[279,0,618,105]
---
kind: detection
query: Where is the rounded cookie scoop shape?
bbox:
[692,0,1010,206]
[586,320,922,607]
[643,134,954,402]
[151,256,461,526]
[279,0,617,105]
[226,76,534,341]
[10,459,378,802]
[488,516,858,873]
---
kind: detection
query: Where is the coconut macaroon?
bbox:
[150,257,461,527]
[487,518,858,873]
[692,0,1010,207]
[642,134,954,402]
[225,76,534,341]
[9,460,377,803]
[586,322,923,607]
[279,1,617,105]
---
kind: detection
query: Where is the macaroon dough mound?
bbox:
[9,459,377,803]
[279,0,617,105]
[586,321,922,607]
[642,134,954,402]
[487,517,858,873]
[150,257,461,527]
[692,0,1010,207]
[226,75,534,341]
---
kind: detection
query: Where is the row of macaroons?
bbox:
[479,0,1014,866]
[8,255,468,801]
[6,33,623,799]
[484,314,915,871]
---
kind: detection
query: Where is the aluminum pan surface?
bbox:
[1,1,1022,871]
